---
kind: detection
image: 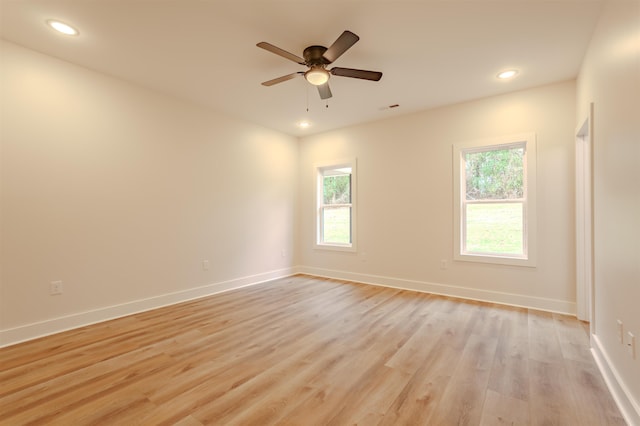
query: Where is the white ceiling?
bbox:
[0,0,603,137]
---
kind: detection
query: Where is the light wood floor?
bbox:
[0,275,626,425]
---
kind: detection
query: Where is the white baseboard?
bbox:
[0,267,297,348]
[0,265,577,347]
[591,334,640,426]
[298,266,576,315]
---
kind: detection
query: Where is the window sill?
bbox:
[454,252,536,268]
[314,243,356,253]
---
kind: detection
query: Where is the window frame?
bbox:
[453,133,537,267]
[314,159,357,252]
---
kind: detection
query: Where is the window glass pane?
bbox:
[323,174,351,205]
[322,206,351,244]
[465,147,524,200]
[465,203,523,255]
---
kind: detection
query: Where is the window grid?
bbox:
[453,134,536,267]
[461,141,527,258]
[315,161,356,251]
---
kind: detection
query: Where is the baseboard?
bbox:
[0,265,576,347]
[0,267,297,348]
[591,334,640,426]
[298,266,576,315]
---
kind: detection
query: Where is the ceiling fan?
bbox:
[257,30,383,100]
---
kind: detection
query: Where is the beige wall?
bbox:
[576,0,640,420]
[0,41,298,344]
[298,80,577,313]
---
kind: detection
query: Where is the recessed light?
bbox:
[497,69,518,79]
[47,20,79,36]
[297,121,311,129]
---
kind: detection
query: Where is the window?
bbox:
[316,160,356,251]
[453,134,536,266]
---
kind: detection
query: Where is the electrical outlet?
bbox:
[281,249,286,258]
[617,320,624,343]
[360,252,367,262]
[202,260,210,271]
[627,332,636,359]
[50,281,63,295]
[440,259,448,270]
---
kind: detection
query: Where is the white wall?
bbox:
[298,80,577,313]
[0,41,298,345]
[576,0,640,422]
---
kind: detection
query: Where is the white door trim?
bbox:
[575,103,594,328]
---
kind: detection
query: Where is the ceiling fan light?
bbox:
[305,67,330,86]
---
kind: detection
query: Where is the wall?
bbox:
[576,0,640,422]
[0,41,298,346]
[298,80,577,313]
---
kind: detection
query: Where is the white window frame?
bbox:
[453,133,537,267]
[314,159,357,252]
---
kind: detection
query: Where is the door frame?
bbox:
[575,103,594,331]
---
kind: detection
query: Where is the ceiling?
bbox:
[0,0,604,137]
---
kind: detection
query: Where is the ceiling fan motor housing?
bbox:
[303,46,331,66]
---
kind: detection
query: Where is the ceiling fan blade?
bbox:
[323,31,359,63]
[257,42,305,65]
[317,83,332,100]
[261,72,303,86]
[330,67,383,81]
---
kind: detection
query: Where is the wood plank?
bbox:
[379,337,461,425]
[553,313,594,363]
[528,309,564,363]
[479,389,530,425]
[487,305,530,401]
[427,332,499,425]
[529,359,579,425]
[0,331,201,420]
[564,359,628,425]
